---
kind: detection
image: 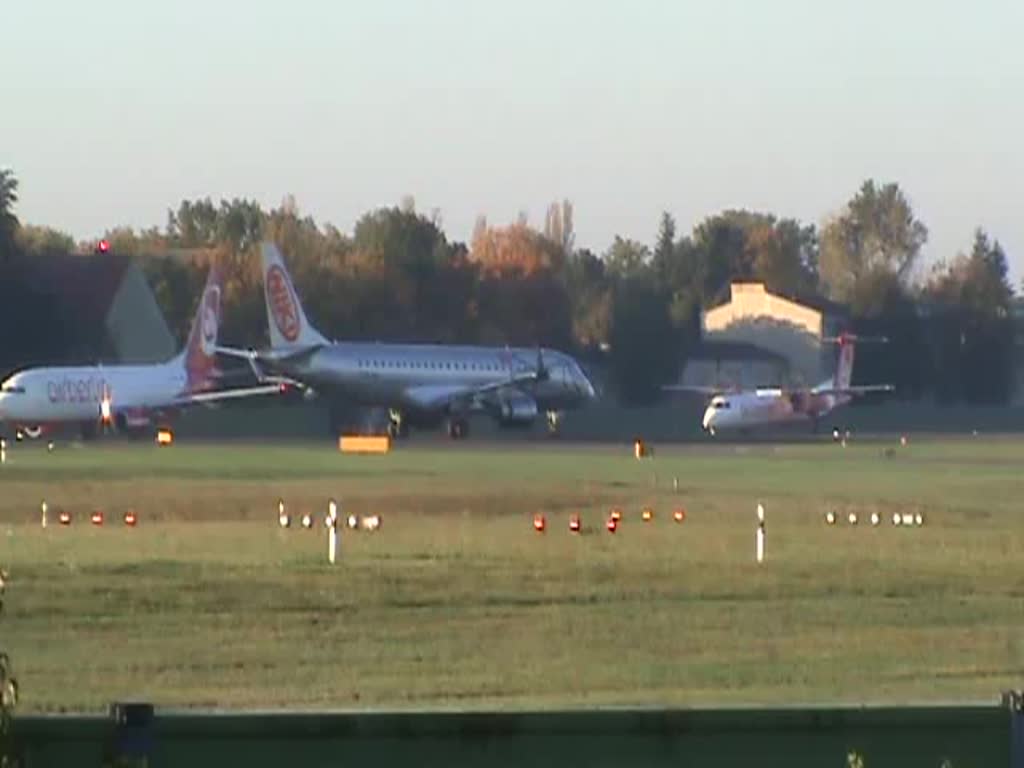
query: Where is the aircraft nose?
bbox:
[702,406,714,431]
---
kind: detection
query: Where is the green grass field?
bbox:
[1,436,1023,713]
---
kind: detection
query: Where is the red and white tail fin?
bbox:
[177,265,223,394]
[834,333,855,390]
[260,242,328,349]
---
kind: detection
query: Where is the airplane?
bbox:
[669,334,894,435]
[222,242,598,439]
[0,265,282,441]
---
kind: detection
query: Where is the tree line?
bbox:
[0,168,1017,404]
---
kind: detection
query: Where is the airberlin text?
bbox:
[47,376,108,404]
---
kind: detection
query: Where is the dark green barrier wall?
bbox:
[13,705,1012,767]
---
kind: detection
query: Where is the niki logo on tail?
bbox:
[266,265,301,343]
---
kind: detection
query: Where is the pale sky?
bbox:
[4,0,1023,284]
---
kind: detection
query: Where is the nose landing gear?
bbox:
[447,416,469,440]
[546,410,562,437]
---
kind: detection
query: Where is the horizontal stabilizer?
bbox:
[813,384,895,397]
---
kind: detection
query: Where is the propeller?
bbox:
[534,347,549,383]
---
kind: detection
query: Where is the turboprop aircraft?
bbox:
[668,334,894,435]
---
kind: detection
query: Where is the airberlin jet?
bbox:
[0,266,281,440]
[221,242,598,439]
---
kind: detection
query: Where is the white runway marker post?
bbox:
[41,500,48,529]
[756,503,766,564]
[327,499,339,565]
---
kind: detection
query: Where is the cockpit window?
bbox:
[1,382,26,394]
[711,399,730,409]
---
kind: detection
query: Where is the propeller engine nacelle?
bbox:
[496,393,539,427]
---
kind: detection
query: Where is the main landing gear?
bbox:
[387,410,410,440]
[446,416,469,440]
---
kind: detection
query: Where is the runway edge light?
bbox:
[327,499,340,565]
[755,503,765,564]
[569,513,581,533]
[533,513,546,533]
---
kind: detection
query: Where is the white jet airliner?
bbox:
[222,243,597,439]
[0,266,281,440]
[671,334,894,435]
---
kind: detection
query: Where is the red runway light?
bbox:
[569,514,581,533]
[673,509,686,523]
[91,511,104,526]
[59,511,71,525]
[606,517,618,533]
[124,511,138,527]
[533,514,546,533]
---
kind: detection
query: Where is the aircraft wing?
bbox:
[403,384,479,411]
[214,346,308,391]
[172,383,288,407]
[216,344,322,366]
[812,384,895,397]
[402,374,541,412]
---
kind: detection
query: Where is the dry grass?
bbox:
[1,437,1022,712]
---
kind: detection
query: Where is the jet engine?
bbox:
[113,409,155,436]
[496,393,539,427]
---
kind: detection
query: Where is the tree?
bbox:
[604,236,650,279]
[653,212,676,267]
[143,256,207,346]
[820,180,928,304]
[745,219,819,297]
[925,229,1015,403]
[471,220,564,276]
[543,199,575,260]
[685,210,819,303]
[0,169,19,260]
[607,275,680,404]
[848,271,929,401]
[352,205,458,340]
[15,225,75,257]
[564,249,612,349]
